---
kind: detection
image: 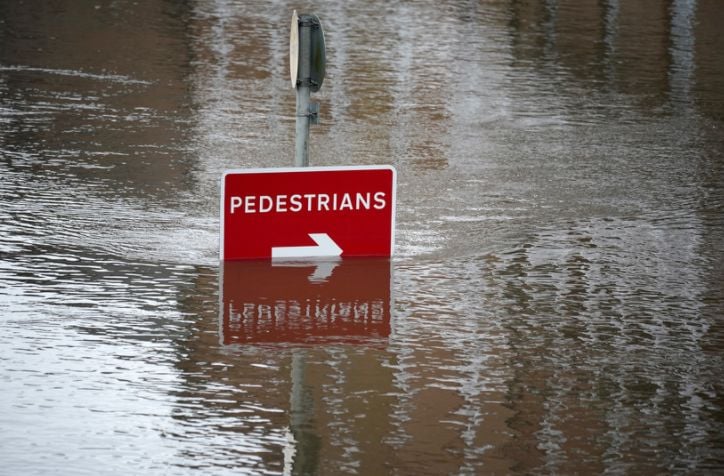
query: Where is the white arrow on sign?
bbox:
[272,233,343,259]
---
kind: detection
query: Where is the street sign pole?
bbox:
[294,11,311,167]
[294,80,310,167]
[291,11,325,168]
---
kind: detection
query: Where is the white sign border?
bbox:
[220,164,397,261]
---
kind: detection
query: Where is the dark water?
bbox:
[1,0,723,474]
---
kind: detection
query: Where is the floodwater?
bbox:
[1,0,723,474]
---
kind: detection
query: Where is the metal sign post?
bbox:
[289,16,327,469]
[290,10,325,167]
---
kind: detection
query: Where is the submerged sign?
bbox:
[221,165,396,260]
[221,259,391,344]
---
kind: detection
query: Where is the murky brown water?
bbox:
[1,0,723,474]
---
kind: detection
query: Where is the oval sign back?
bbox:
[289,10,299,89]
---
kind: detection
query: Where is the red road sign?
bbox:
[221,165,396,260]
[221,259,391,344]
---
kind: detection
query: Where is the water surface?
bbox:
[1,0,723,474]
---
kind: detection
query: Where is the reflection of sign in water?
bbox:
[221,166,396,260]
[221,259,391,344]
